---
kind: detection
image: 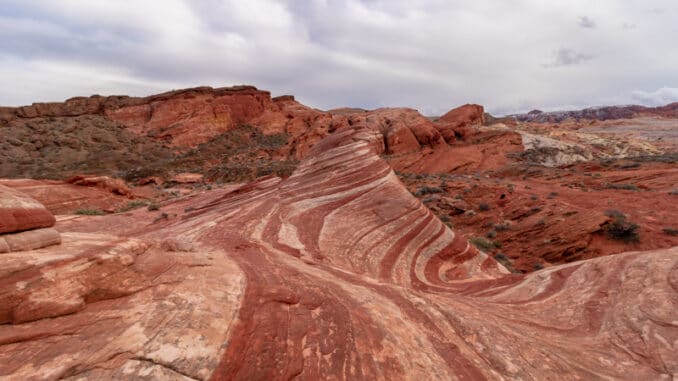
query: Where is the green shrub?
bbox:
[604,210,639,243]
[470,236,499,252]
[414,186,443,197]
[117,200,148,213]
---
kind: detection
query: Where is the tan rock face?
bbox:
[0,124,676,380]
[0,184,55,234]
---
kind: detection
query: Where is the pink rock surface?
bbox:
[0,179,133,215]
[0,184,55,234]
[0,227,61,253]
[171,173,204,184]
[0,121,676,380]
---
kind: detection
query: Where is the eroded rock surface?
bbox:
[0,184,55,234]
[1,123,676,380]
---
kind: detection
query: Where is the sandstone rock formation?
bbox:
[0,123,676,380]
[435,103,485,142]
[0,184,55,234]
[0,179,145,215]
[0,184,60,253]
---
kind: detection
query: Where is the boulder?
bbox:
[0,184,55,234]
[435,104,485,142]
[0,227,61,253]
[67,175,133,197]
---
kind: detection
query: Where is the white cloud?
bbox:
[0,0,677,115]
[631,87,678,106]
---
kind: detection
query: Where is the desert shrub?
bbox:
[493,253,510,267]
[147,202,160,211]
[662,228,678,236]
[533,263,545,270]
[619,162,641,169]
[547,192,558,199]
[493,253,521,273]
[604,210,639,243]
[486,230,497,238]
[494,221,511,231]
[74,208,105,216]
[478,202,490,211]
[117,200,148,213]
[606,183,639,191]
[669,189,678,196]
[414,186,443,197]
[153,212,169,223]
[470,237,500,252]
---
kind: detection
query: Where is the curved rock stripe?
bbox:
[0,122,676,380]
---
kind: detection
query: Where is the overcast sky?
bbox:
[1,0,677,115]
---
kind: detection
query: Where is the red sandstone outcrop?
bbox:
[66,175,133,197]
[0,184,60,253]
[0,184,55,234]
[435,103,485,142]
[0,227,61,253]
[0,123,676,380]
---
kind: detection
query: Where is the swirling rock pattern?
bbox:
[0,123,676,380]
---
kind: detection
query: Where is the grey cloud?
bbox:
[0,0,677,116]
[577,16,596,28]
[543,49,593,68]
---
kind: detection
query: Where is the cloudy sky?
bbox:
[1,0,677,115]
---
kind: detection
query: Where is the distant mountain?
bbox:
[511,102,678,122]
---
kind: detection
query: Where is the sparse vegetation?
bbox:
[604,209,639,243]
[414,186,443,197]
[478,202,490,211]
[470,237,495,251]
[494,221,511,231]
[662,228,678,236]
[605,183,639,191]
[74,208,106,216]
[470,236,501,251]
[147,202,160,211]
[493,253,521,273]
[153,212,169,223]
[117,200,148,213]
[440,215,454,228]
